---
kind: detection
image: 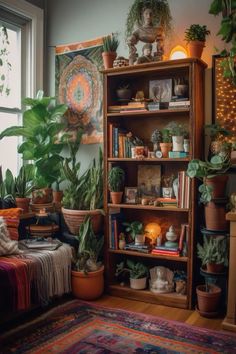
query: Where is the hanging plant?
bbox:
[209,0,236,85]
[125,0,172,41]
[0,26,11,96]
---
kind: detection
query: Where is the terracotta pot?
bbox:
[32,188,53,204]
[206,263,224,273]
[196,284,221,314]
[61,208,103,235]
[204,201,228,231]
[102,52,117,69]
[187,41,205,59]
[53,190,63,205]
[110,191,123,204]
[160,143,172,158]
[71,265,104,300]
[204,175,228,199]
[15,197,30,213]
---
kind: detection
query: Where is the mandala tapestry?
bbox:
[55,38,103,144]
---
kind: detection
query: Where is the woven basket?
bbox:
[61,208,103,235]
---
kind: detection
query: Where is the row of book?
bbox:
[108,123,133,158]
[108,99,190,113]
[177,171,190,209]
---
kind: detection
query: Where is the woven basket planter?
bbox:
[61,208,103,235]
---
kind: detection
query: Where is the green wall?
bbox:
[45,0,224,167]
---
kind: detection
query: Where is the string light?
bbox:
[215,57,236,143]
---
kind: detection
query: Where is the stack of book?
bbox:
[108,102,148,113]
[147,102,169,111]
[124,243,152,253]
[156,197,177,207]
[151,245,180,256]
[169,97,190,109]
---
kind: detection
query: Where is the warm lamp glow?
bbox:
[145,222,161,245]
[169,45,188,60]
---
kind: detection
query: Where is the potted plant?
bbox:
[115,259,148,290]
[102,33,119,69]
[61,140,104,235]
[14,165,35,213]
[196,281,222,316]
[205,123,232,157]
[197,235,228,273]
[166,122,188,152]
[0,169,16,209]
[150,129,162,152]
[71,216,104,300]
[184,24,210,59]
[123,220,146,245]
[159,128,172,157]
[209,0,236,85]
[187,153,231,231]
[108,166,125,204]
[0,90,68,204]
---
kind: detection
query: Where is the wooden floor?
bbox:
[94,294,225,331]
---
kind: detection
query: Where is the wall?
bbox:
[26,0,45,9]
[46,0,224,166]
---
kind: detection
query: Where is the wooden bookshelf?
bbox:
[103,58,206,309]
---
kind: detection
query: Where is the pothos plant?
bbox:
[209,0,236,85]
[0,26,11,96]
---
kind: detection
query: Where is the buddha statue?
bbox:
[127,7,164,65]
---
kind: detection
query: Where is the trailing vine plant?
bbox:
[209,0,236,85]
[0,26,11,96]
[125,0,172,41]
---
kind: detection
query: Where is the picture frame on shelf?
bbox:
[124,187,138,204]
[149,79,172,103]
[138,165,161,199]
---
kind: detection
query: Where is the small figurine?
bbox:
[136,43,154,64]
[149,266,174,294]
[165,225,178,248]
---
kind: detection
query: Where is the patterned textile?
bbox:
[0,208,22,240]
[1,300,236,353]
[0,243,72,312]
[0,217,21,256]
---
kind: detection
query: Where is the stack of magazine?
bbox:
[124,243,152,254]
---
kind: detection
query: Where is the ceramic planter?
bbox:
[62,208,103,235]
[15,197,30,214]
[130,277,147,290]
[172,136,184,152]
[187,40,205,59]
[196,284,221,315]
[102,52,117,69]
[134,234,145,245]
[110,191,123,204]
[160,143,172,158]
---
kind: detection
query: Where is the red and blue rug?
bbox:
[1,300,236,353]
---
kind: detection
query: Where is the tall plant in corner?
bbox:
[209,0,236,85]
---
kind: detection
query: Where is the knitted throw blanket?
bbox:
[0,217,21,256]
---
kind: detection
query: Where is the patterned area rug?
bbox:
[1,300,236,353]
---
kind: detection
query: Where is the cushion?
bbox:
[0,217,22,256]
[0,208,22,240]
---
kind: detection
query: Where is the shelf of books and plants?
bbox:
[103,58,207,309]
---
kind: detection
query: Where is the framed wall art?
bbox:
[124,187,138,204]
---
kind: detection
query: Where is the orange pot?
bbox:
[187,41,205,59]
[110,191,123,204]
[53,190,63,205]
[102,52,117,69]
[71,265,104,300]
[160,143,172,158]
[204,175,228,199]
[15,197,30,213]
[204,201,228,231]
[196,284,221,314]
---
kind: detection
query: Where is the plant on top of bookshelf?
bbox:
[102,33,119,69]
[108,166,125,204]
[184,24,210,59]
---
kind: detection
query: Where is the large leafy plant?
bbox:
[123,220,144,240]
[115,259,148,279]
[209,0,236,85]
[0,90,68,188]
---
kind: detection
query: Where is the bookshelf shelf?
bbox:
[108,284,188,308]
[109,249,188,262]
[103,58,206,309]
[108,203,189,212]
[107,108,190,117]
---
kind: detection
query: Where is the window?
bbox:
[0,0,43,177]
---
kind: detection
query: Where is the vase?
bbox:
[172,136,184,152]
